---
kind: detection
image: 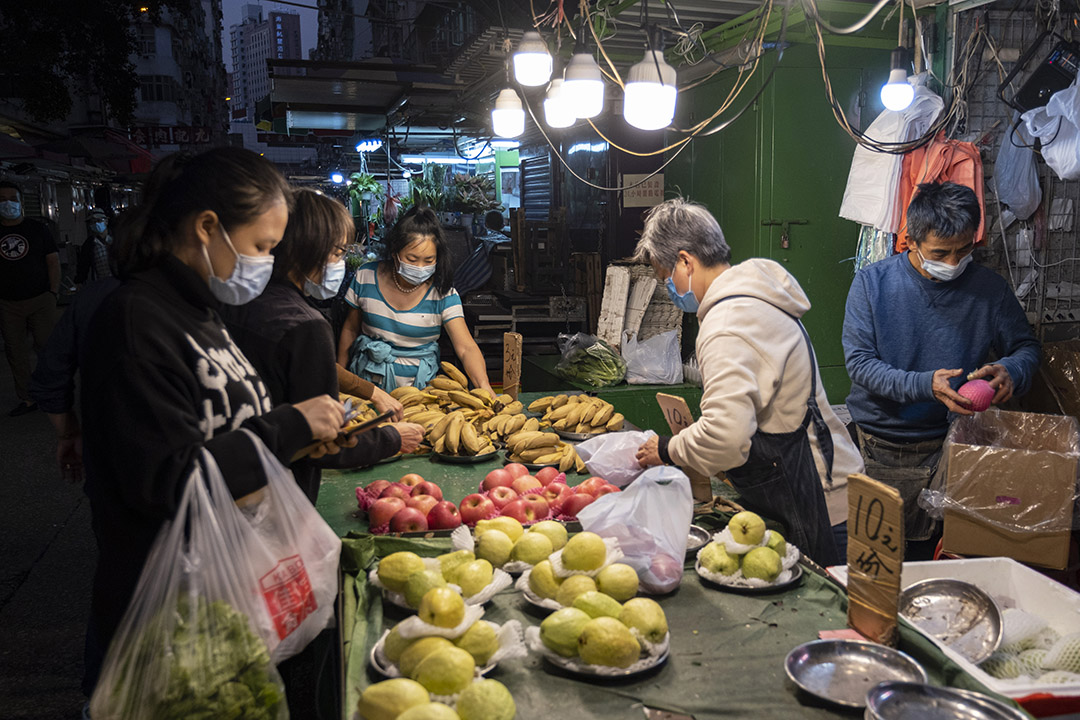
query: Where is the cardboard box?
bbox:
[942,409,1079,570]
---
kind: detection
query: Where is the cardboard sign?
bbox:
[846,473,905,646]
[502,332,523,400]
[656,393,712,502]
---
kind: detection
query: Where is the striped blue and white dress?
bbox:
[343,261,464,389]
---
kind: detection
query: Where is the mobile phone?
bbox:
[340,409,395,440]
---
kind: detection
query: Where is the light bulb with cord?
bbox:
[492,87,525,138]
[513,31,552,87]
[623,27,678,130]
[544,68,575,129]
[563,22,605,119]
[880,47,914,111]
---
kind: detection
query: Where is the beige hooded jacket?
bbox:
[667,258,864,525]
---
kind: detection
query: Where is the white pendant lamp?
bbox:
[880,47,914,111]
[513,31,553,87]
[492,88,525,138]
[563,50,604,119]
[624,49,678,130]
[544,78,575,128]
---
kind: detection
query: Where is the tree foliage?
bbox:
[0,0,201,125]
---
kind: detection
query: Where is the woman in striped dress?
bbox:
[337,206,494,393]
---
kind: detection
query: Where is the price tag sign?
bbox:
[656,393,712,502]
[502,332,523,400]
[846,473,905,646]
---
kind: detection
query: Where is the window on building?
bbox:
[139,75,178,102]
[138,25,156,55]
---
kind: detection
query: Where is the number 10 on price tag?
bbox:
[846,473,905,646]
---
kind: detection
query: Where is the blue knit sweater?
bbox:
[843,252,1041,441]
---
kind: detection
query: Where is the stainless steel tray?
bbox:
[899,578,1002,664]
[866,682,1029,720]
[686,525,710,557]
[784,639,928,708]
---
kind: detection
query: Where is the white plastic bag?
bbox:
[90,451,288,720]
[575,430,656,487]
[236,429,342,662]
[1023,82,1080,180]
[576,466,694,594]
[995,112,1041,220]
[622,330,684,385]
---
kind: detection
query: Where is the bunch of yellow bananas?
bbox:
[426,409,497,457]
[526,394,624,436]
[505,433,586,473]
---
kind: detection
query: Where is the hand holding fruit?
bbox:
[393,422,426,454]
[931,368,974,416]
[967,363,1014,405]
[370,386,405,421]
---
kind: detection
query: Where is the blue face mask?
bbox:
[397,258,436,285]
[0,200,21,220]
[665,267,699,313]
[202,227,274,305]
[305,258,346,300]
[91,221,107,234]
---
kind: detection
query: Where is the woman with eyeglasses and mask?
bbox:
[77,148,345,699]
[337,205,493,393]
[222,188,426,503]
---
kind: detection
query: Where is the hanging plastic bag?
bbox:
[90,450,288,720]
[576,466,694,594]
[622,330,684,385]
[994,113,1041,220]
[576,429,656,487]
[234,429,342,662]
[1023,82,1080,180]
[555,332,627,388]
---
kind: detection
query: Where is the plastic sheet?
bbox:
[555,333,627,388]
[919,409,1080,533]
[1022,81,1080,181]
[575,430,656,488]
[622,330,683,385]
[995,113,1041,220]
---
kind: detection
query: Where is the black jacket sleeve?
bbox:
[279,318,339,404]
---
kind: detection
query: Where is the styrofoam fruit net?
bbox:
[980,652,1024,680]
[1037,670,1080,684]
[1000,608,1049,650]
[524,624,670,676]
[694,537,801,589]
[1021,626,1062,651]
[514,568,563,611]
[451,523,545,575]
[1018,649,1049,675]
[549,537,624,578]
[369,559,512,608]
[371,619,527,680]
[711,527,793,556]
[1042,632,1080,673]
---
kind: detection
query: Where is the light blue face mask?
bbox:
[397,258,436,285]
[202,227,274,305]
[91,221,107,234]
[305,258,346,300]
[0,200,21,220]
[665,267,699,313]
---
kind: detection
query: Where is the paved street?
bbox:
[0,349,92,719]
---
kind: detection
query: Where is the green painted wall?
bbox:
[665,43,884,404]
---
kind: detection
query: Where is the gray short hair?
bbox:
[632,197,731,270]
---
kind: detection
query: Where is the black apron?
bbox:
[719,295,841,567]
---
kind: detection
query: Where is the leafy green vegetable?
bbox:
[556,335,627,388]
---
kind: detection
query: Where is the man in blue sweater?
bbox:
[843,182,1040,555]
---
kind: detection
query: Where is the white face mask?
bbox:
[202,226,274,305]
[305,258,346,300]
[0,200,21,220]
[916,247,973,282]
[397,257,436,285]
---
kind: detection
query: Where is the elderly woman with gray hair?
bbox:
[633,198,862,566]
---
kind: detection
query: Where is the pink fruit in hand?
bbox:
[958,379,995,412]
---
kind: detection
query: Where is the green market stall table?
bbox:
[337,517,1020,720]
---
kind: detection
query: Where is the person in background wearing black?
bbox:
[0,180,59,416]
[77,148,345,701]
[222,187,425,503]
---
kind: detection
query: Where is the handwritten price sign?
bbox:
[502,332,522,400]
[846,473,904,646]
[656,393,712,502]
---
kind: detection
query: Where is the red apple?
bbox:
[594,484,621,497]
[364,479,392,497]
[488,486,519,511]
[482,468,515,491]
[535,467,561,486]
[369,497,406,530]
[459,493,497,526]
[398,473,425,487]
[427,501,462,530]
[379,482,412,500]
[504,463,530,479]
[521,492,551,519]
[560,493,595,518]
[541,483,572,513]
[642,553,683,594]
[390,506,428,533]
[410,481,443,502]
[577,477,608,497]
[512,475,542,495]
[499,499,537,524]
[406,494,439,517]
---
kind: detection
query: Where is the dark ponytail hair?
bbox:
[384,205,453,294]
[272,188,353,282]
[115,147,292,276]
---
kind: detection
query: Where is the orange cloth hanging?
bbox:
[895,132,987,251]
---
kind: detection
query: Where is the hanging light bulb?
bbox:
[491,88,525,138]
[563,27,604,119]
[544,78,575,128]
[513,31,552,87]
[880,47,914,111]
[623,30,677,131]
